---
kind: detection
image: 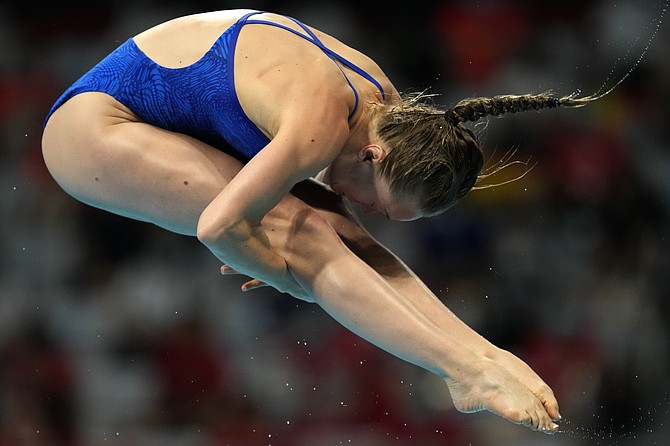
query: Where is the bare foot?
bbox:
[445,357,559,433]
[492,348,561,421]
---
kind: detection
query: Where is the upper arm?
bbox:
[203,98,351,234]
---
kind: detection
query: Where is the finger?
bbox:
[241,279,267,291]
[221,264,239,275]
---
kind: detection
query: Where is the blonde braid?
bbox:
[444,92,594,125]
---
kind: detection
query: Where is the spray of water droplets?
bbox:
[576,0,668,102]
[555,397,669,445]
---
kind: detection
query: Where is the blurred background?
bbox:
[1,0,669,445]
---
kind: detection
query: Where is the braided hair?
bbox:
[444,93,592,125]
[376,92,593,215]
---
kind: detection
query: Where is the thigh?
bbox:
[42,92,247,235]
[42,92,370,261]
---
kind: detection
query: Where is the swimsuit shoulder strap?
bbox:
[241,12,386,118]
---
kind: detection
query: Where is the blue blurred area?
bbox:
[1,1,669,445]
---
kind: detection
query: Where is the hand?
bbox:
[221,264,265,291]
[220,264,316,303]
[444,357,560,434]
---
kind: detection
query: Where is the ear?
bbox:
[357,145,387,164]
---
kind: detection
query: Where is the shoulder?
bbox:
[235,34,358,136]
[274,80,353,171]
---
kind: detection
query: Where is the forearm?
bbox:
[197,211,289,292]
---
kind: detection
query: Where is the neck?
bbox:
[344,104,379,155]
[317,105,381,188]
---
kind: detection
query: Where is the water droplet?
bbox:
[588,1,667,101]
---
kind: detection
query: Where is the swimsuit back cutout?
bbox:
[44,11,386,158]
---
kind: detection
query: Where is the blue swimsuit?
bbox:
[44,11,386,159]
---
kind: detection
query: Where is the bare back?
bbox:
[133,9,397,139]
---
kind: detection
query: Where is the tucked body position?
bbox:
[43,9,594,433]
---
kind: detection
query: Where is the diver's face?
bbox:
[331,169,423,221]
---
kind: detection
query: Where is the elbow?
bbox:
[196,210,247,247]
[196,220,219,247]
[196,213,222,246]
